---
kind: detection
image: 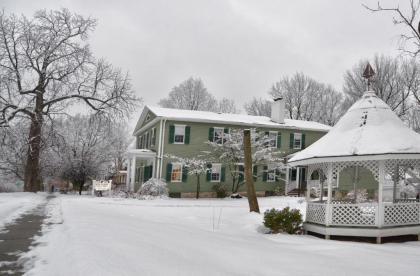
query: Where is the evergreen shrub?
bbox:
[263,207,303,234]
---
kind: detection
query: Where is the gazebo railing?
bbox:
[306,202,420,227]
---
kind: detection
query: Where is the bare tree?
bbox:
[244,97,272,117]
[55,114,114,195]
[343,55,416,118]
[217,98,238,114]
[269,72,342,126]
[364,0,420,56]
[159,77,217,111]
[0,9,138,192]
[159,77,238,113]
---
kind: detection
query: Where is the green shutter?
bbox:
[239,165,244,182]
[224,128,229,134]
[185,126,191,144]
[263,165,268,182]
[182,165,188,182]
[143,166,149,181]
[302,133,306,149]
[208,128,214,142]
[166,163,172,182]
[277,133,281,148]
[289,133,294,149]
[169,125,175,144]
[253,165,258,181]
[206,163,212,181]
[221,166,226,182]
[149,165,153,179]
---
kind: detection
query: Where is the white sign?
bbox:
[93,180,112,191]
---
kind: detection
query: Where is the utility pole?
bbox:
[243,129,260,213]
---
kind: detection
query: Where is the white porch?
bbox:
[301,158,420,242]
[125,149,157,192]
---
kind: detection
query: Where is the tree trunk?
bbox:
[79,182,84,195]
[243,129,260,213]
[196,174,200,199]
[24,112,43,192]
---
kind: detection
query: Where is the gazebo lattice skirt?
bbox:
[304,158,420,241]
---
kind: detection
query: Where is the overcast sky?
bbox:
[2,0,407,121]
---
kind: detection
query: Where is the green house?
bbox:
[127,99,331,197]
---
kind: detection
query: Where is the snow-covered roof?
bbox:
[135,106,331,134]
[289,91,420,165]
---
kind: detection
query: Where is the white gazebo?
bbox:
[288,90,420,243]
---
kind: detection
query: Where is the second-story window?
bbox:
[174,125,186,144]
[151,128,156,147]
[139,135,144,149]
[213,127,229,144]
[265,131,278,148]
[294,133,302,149]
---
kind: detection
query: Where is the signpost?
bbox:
[92,180,112,197]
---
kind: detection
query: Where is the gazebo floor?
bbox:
[304,222,420,244]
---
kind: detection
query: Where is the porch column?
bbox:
[152,157,157,178]
[285,167,290,195]
[326,163,333,226]
[377,160,385,228]
[296,167,301,196]
[126,157,131,191]
[306,166,311,200]
[130,156,136,192]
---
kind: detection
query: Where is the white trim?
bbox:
[133,117,160,136]
[268,131,278,148]
[304,222,420,238]
[288,153,420,167]
[293,132,302,150]
[210,163,222,182]
[173,124,186,145]
[171,162,183,183]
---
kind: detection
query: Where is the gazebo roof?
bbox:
[289,91,420,165]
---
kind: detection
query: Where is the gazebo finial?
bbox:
[362,62,375,91]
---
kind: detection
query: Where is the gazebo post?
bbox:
[325,163,333,240]
[126,157,131,191]
[376,160,386,244]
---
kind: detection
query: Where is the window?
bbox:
[146,132,150,149]
[211,163,222,182]
[171,163,182,182]
[139,135,144,149]
[267,164,276,182]
[146,113,151,122]
[293,133,302,149]
[151,128,156,147]
[214,127,228,144]
[174,125,185,144]
[268,131,278,148]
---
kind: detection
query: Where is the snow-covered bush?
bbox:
[0,182,20,192]
[212,183,228,198]
[136,178,169,200]
[263,207,303,234]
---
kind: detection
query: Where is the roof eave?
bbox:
[288,152,420,166]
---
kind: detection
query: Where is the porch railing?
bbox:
[306,201,420,227]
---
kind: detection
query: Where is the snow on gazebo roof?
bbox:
[289,91,420,166]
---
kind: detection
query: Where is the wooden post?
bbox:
[326,163,333,226]
[243,129,260,213]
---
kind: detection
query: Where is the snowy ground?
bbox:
[0,192,46,231]
[5,194,419,276]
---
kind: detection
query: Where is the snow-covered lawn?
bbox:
[0,192,46,231]
[21,195,420,276]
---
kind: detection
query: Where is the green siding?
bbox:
[134,118,327,195]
